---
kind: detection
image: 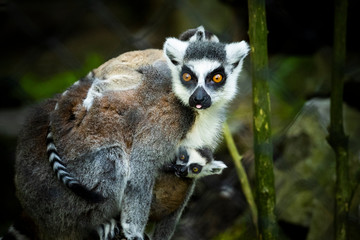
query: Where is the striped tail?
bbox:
[46,127,105,203]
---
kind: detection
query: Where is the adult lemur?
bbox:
[8,27,249,240]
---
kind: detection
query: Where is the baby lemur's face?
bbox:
[174,147,227,178]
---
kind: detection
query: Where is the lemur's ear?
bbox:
[189,26,220,43]
[209,160,227,174]
[225,41,250,69]
[163,38,189,66]
[190,26,206,42]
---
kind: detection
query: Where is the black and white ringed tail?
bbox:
[46,126,105,203]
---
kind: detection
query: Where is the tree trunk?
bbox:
[247,0,278,239]
[328,0,349,239]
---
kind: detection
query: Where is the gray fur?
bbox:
[184,41,226,62]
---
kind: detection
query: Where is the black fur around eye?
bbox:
[180,66,197,88]
[206,67,226,88]
[178,148,189,163]
[189,163,202,174]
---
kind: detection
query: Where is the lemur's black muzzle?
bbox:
[189,87,212,110]
[174,165,188,177]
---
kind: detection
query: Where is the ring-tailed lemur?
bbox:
[43,26,227,240]
[44,26,221,205]
[11,27,249,240]
[48,26,226,240]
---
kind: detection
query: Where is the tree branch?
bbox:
[223,122,258,235]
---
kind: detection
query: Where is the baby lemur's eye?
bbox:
[182,73,192,82]
[180,155,185,160]
[190,163,202,174]
[212,74,223,83]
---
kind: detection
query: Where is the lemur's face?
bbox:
[174,147,227,179]
[164,35,249,110]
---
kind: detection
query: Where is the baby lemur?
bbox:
[7,26,249,240]
[151,145,227,224]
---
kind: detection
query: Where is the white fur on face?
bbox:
[178,148,206,178]
[163,38,250,110]
[186,59,222,88]
[181,57,242,109]
[177,148,227,179]
[188,148,208,166]
[170,40,249,109]
[172,59,222,107]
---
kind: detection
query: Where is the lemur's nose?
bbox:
[180,166,187,173]
[193,87,206,102]
[189,87,212,109]
[177,166,188,177]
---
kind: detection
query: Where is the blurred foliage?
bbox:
[213,211,257,240]
[219,47,360,240]
[19,53,104,100]
[270,56,318,101]
[269,55,325,137]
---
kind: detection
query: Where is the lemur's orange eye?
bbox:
[212,74,223,83]
[180,155,185,160]
[182,73,192,82]
[192,167,199,173]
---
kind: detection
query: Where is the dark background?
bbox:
[1,0,360,239]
